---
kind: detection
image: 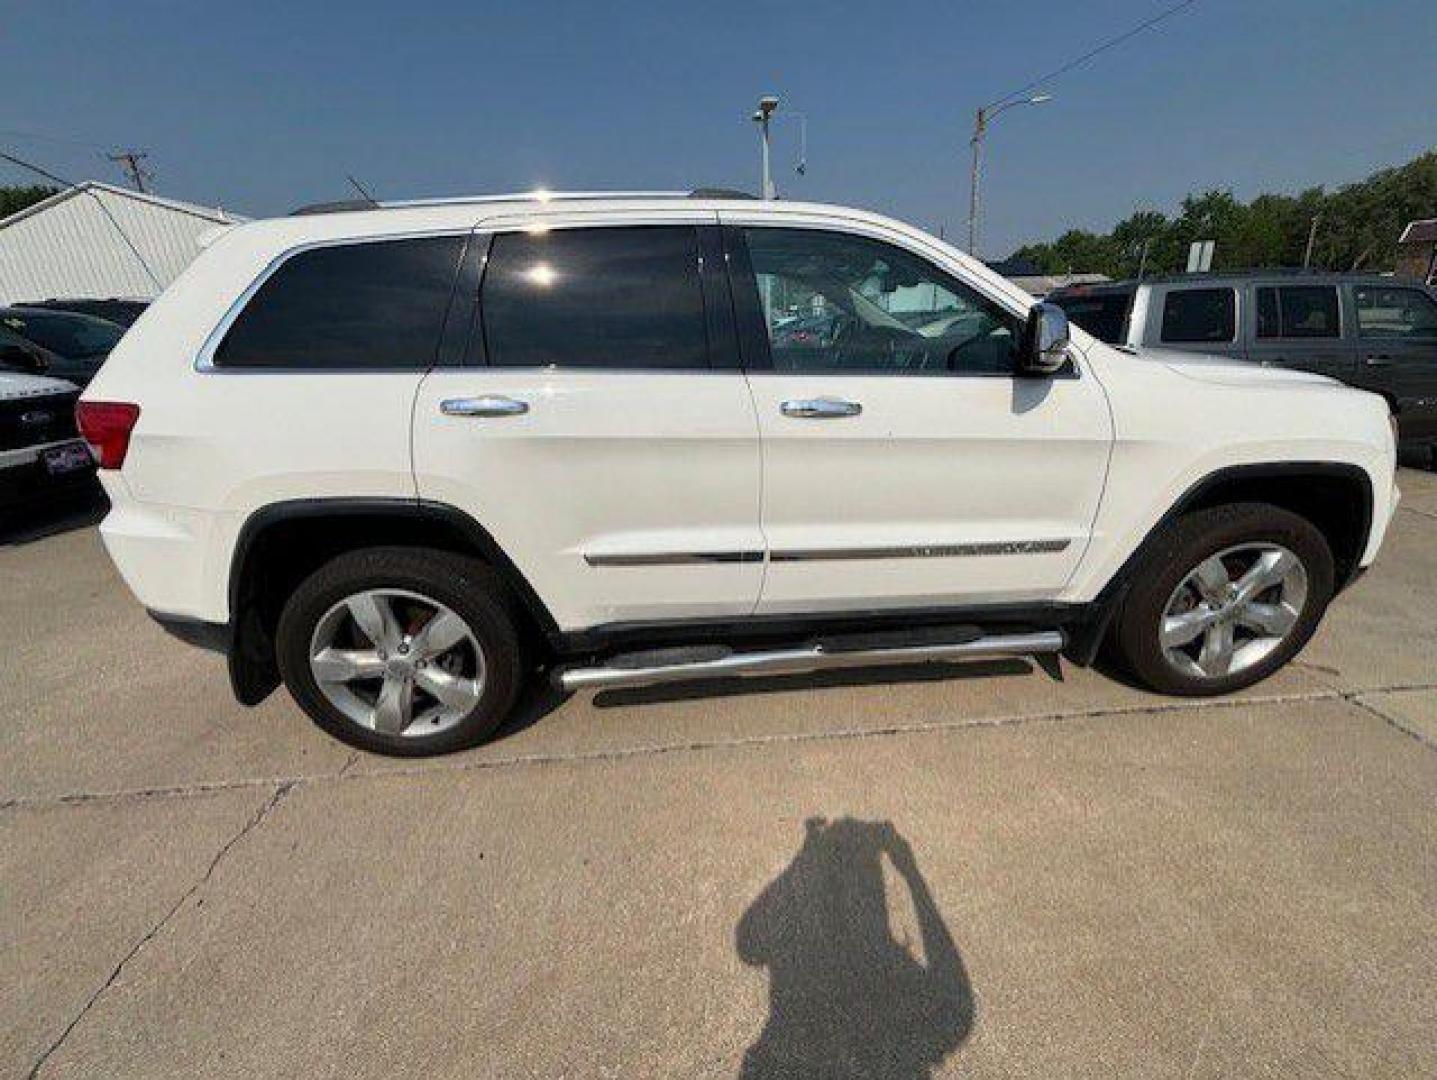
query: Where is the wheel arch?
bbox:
[1065,461,1373,666]
[226,498,560,706]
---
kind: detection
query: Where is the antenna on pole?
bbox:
[107,149,153,193]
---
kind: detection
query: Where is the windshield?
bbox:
[1050,290,1134,344]
[2,309,124,359]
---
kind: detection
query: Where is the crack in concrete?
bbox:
[25,781,295,1079]
[1349,694,1437,754]
[5,681,1435,811]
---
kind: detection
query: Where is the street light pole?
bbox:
[752,96,779,200]
[966,94,1052,258]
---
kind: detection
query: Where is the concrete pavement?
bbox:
[3,470,1436,1078]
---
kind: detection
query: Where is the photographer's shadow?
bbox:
[737,818,974,1078]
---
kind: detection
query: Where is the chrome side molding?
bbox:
[582,540,1071,567]
[771,539,1070,561]
[584,550,764,567]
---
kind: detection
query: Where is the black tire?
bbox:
[1110,503,1334,696]
[276,546,523,756]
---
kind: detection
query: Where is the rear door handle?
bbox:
[1364,355,1394,366]
[780,397,863,419]
[440,396,529,418]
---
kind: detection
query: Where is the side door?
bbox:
[1350,282,1437,444]
[720,217,1113,615]
[1246,283,1355,382]
[412,214,765,633]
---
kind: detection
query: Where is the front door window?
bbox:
[743,228,1021,376]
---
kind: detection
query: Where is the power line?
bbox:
[0,149,74,187]
[0,129,111,151]
[985,0,1202,110]
[0,147,162,290]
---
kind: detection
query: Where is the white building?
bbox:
[0,182,245,304]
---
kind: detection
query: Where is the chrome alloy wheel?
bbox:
[1159,543,1308,680]
[308,589,486,737]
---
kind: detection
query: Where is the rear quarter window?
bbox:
[213,235,465,370]
[1160,288,1236,344]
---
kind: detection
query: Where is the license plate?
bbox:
[42,441,94,476]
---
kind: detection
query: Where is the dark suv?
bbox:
[1049,273,1437,456]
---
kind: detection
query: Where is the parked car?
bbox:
[20,297,149,327]
[0,306,127,387]
[1048,273,1437,458]
[80,192,1397,756]
[0,351,93,509]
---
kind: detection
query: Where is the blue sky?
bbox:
[2,0,1433,257]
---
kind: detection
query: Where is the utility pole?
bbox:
[107,149,152,193]
[752,96,779,200]
[967,108,986,257]
[967,94,1051,259]
[1302,212,1322,269]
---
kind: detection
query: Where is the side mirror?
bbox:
[0,342,45,374]
[1018,301,1071,377]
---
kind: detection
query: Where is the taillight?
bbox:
[75,401,141,470]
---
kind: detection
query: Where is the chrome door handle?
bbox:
[440,396,529,418]
[780,397,863,419]
[1364,355,1394,366]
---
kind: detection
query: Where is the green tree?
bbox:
[1004,150,1437,276]
[0,185,59,219]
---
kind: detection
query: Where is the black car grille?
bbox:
[0,391,80,452]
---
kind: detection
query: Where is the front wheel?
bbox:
[1110,503,1334,696]
[276,547,523,756]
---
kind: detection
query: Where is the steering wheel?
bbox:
[945,324,1001,370]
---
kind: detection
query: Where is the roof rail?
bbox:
[290,188,758,216]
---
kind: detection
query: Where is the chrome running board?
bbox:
[553,629,1065,693]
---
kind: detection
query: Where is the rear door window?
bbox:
[1354,285,1437,339]
[1256,286,1340,339]
[214,235,466,369]
[1160,288,1236,344]
[481,226,709,370]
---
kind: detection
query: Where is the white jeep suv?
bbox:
[78,192,1399,755]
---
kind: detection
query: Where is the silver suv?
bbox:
[1049,273,1437,459]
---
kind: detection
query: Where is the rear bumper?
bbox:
[97,477,231,622]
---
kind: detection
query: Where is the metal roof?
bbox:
[0,182,247,303]
[0,181,242,231]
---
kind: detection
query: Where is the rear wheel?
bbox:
[276,547,522,756]
[1111,503,1334,696]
